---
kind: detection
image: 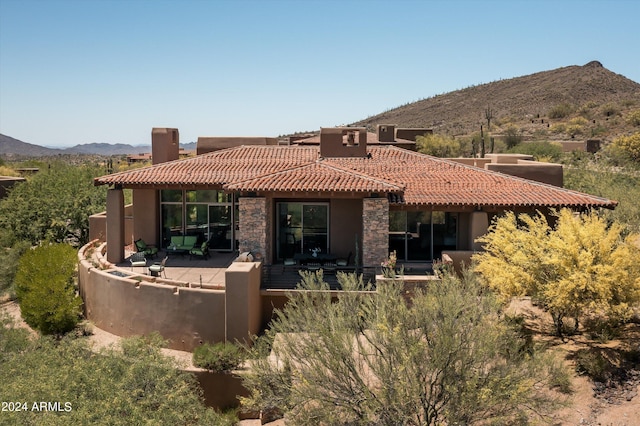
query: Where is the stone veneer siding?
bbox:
[238,197,272,263]
[362,198,389,268]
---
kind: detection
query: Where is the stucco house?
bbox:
[94,127,616,271]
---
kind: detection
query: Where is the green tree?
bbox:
[0,162,107,246]
[0,325,234,425]
[474,209,640,336]
[416,133,469,157]
[242,271,567,425]
[15,243,82,335]
[607,132,640,163]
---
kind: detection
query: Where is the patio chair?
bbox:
[149,256,168,278]
[134,238,158,258]
[129,252,147,273]
[336,252,352,267]
[189,241,210,260]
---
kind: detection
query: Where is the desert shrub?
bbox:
[574,350,611,383]
[578,101,598,119]
[507,141,563,162]
[193,342,246,372]
[0,240,30,298]
[608,132,640,162]
[0,328,230,425]
[14,243,82,335]
[503,125,523,148]
[583,316,622,343]
[416,133,470,157]
[627,109,640,127]
[550,123,566,134]
[601,102,619,117]
[548,102,574,119]
[243,271,569,425]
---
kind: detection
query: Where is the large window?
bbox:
[277,202,329,260]
[389,210,457,261]
[160,190,236,251]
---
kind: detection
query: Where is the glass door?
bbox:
[209,205,233,250]
[277,202,329,260]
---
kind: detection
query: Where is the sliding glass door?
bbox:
[160,189,236,251]
[389,210,457,261]
[277,202,329,260]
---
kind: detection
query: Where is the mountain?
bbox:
[65,143,151,156]
[353,61,640,141]
[0,134,65,157]
[0,134,198,157]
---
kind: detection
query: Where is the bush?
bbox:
[574,350,611,383]
[416,133,470,157]
[548,102,574,119]
[507,141,563,162]
[503,125,523,148]
[601,103,619,117]
[606,132,640,163]
[15,244,82,335]
[193,342,246,372]
[627,109,640,126]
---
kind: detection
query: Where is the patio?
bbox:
[117,250,236,288]
[113,247,434,291]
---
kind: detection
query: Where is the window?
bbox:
[160,190,236,250]
[277,202,329,260]
[389,210,457,261]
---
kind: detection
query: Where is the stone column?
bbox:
[106,188,125,264]
[133,188,159,246]
[238,197,271,263]
[362,198,389,268]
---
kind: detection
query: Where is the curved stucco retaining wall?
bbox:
[78,243,226,352]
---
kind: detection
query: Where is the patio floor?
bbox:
[117,250,237,288]
[115,250,434,290]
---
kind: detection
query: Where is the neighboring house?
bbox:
[94,127,616,269]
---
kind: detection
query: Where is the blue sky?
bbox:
[1,0,638,148]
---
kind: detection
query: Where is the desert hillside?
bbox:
[353,61,640,142]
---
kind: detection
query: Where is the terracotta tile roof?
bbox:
[226,162,404,193]
[94,145,617,209]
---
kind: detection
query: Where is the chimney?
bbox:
[377,124,396,142]
[151,128,179,164]
[320,127,368,158]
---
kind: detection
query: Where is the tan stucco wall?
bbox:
[486,161,563,187]
[225,262,262,345]
[132,189,159,245]
[197,137,278,155]
[151,128,179,165]
[106,189,125,263]
[469,211,489,251]
[79,264,226,352]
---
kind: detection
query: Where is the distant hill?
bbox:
[0,134,64,157]
[353,61,640,142]
[0,134,198,157]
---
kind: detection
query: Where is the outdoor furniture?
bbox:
[336,252,352,267]
[169,235,198,251]
[135,239,158,258]
[189,241,210,260]
[149,256,168,278]
[129,252,147,273]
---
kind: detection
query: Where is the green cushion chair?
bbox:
[135,239,158,258]
[189,241,210,260]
